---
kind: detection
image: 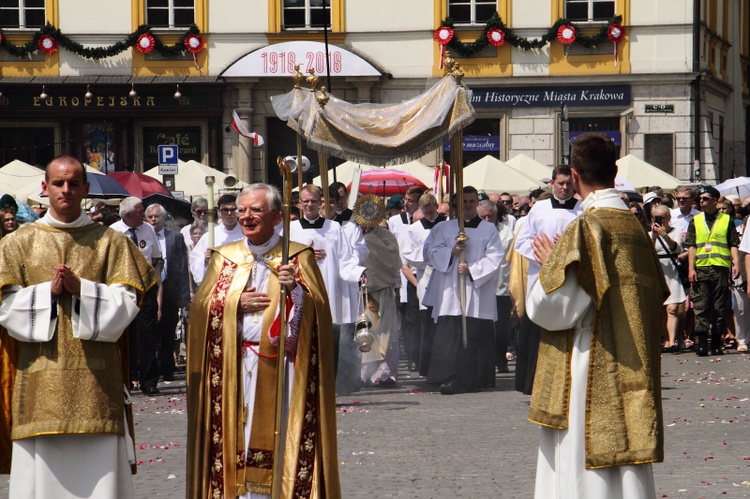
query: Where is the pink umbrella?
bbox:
[107,171,172,198]
[349,168,428,197]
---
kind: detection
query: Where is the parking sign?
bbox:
[157,144,179,175]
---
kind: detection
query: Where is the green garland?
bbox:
[442,13,622,57]
[0,23,201,60]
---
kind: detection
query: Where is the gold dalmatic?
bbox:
[528,208,669,469]
[0,223,157,442]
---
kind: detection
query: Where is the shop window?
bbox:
[283,0,331,30]
[447,0,496,25]
[447,118,501,166]
[0,0,45,29]
[644,134,674,175]
[565,0,615,22]
[0,126,54,166]
[143,127,202,168]
[146,0,195,28]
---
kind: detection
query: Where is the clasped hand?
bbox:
[51,264,81,299]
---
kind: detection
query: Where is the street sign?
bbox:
[158,144,179,165]
[158,164,178,175]
[645,104,674,113]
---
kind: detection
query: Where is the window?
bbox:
[0,0,45,29]
[146,0,194,28]
[447,0,496,25]
[565,0,615,22]
[283,0,331,30]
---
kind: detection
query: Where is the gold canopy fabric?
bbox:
[272,75,475,166]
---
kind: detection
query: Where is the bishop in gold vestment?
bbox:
[187,235,340,499]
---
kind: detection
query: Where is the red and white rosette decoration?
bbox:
[184,34,204,53]
[434,26,453,69]
[557,24,576,45]
[487,28,505,47]
[38,35,57,55]
[136,33,155,54]
[185,34,205,73]
[607,23,625,67]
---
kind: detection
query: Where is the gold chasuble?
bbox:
[528,208,669,469]
[187,240,340,499]
[0,222,159,472]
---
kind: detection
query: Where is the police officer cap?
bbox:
[698,185,720,199]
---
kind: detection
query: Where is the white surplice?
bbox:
[422,218,504,322]
[388,212,413,304]
[189,222,244,285]
[526,189,656,499]
[289,218,364,324]
[402,218,442,310]
[514,197,582,291]
[0,212,140,499]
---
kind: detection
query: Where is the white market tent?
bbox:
[305,160,434,189]
[0,159,45,201]
[505,154,553,183]
[144,160,248,199]
[463,155,542,195]
[616,154,684,190]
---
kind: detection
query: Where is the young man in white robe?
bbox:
[402,193,446,376]
[0,155,158,499]
[189,193,244,286]
[422,186,504,394]
[526,133,666,499]
[289,185,365,393]
[388,186,424,372]
[513,166,582,395]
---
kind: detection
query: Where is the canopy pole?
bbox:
[319,152,331,218]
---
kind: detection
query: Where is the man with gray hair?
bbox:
[146,203,189,382]
[111,197,163,395]
[477,199,515,374]
[181,196,208,248]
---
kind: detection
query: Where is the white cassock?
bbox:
[0,213,141,499]
[189,223,244,285]
[526,189,656,499]
[422,218,504,321]
[289,218,364,324]
[496,223,515,297]
[388,213,414,304]
[514,197,582,291]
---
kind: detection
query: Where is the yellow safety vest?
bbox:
[694,212,732,268]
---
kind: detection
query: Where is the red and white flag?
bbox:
[231,110,264,146]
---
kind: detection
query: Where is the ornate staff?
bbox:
[205,175,216,248]
[271,156,293,498]
[446,55,469,349]
[452,129,468,349]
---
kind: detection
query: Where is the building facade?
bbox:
[0,0,748,190]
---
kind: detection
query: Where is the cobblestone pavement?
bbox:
[3,350,750,498]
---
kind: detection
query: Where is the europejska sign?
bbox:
[470,85,630,108]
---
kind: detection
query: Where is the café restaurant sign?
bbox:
[222,41,381,78]
[471,85,630,108]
